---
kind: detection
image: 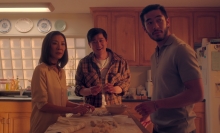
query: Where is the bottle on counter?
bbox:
[5,78,11,91]
[16,76,20,90]
[10,76,20,90]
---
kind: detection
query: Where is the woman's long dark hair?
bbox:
[39,31,68,68]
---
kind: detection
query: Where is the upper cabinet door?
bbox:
[168,12,193,47]
[111,12,140,66]
[91,7,220,66]
[138,18,157,66]
[92,11,113,49]
[194,12,220,43]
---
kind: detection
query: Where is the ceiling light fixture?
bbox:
[0,3,54,12]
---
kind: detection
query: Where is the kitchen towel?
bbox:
[45,117,86,133]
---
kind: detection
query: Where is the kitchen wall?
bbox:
[130,66,151,88]
[0,13,151,89]
[0,13,93,37]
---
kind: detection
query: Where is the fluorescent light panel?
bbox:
[0,3,54,12]
[0,8,50,12]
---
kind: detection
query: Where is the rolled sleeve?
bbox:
[74,60,85,97]
[31,67,48,109]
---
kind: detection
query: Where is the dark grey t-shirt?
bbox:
[151,34,202,133]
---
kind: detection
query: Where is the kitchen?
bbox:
[0,0,220,133]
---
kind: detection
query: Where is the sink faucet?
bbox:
[19,86,26,96]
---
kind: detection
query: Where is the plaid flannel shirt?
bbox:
[75,48,131,107]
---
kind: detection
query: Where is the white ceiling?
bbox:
[1,0,220,13]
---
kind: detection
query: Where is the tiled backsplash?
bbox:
[129,66,151,88]
[0,37,86,89]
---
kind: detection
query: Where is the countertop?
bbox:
[0,95,83,101]
[0,95,205,102]
[0,95,150,102]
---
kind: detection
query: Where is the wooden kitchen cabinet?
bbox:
[91,8,154,66]
[193,11,220,43]
[91,7,220,66]
[8,113,31,133]
[167,11,194,47]
[0,112,31,133]
[138,14,157,66]
[111,11,140,65]
[92,11,112,48]
[0,102,31,133]
[123,101,205,133]
[0,113,8,133]
[194,102,206,133]
[91,9,142,66]
[90,8,197,66]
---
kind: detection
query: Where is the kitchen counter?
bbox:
[0,99,205,133]
[0,95,83,101]
[0,95,205,103]
[0,95,152,102]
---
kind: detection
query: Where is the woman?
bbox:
[30,31,94,133]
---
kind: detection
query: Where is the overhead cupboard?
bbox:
[90,7,220,66]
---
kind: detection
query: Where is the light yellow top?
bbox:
[30,63,67,133]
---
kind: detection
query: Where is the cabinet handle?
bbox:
[2,118,6,124]
[7,118,10,124]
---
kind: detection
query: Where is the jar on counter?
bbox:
[0,83,5,91]
[136,85,145,95]
[0,80,11,91]
[140,89,147,96]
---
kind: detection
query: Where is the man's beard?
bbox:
[147,27,169,42]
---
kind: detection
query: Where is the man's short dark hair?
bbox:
[87,28,107,43]
[140,4,168,28]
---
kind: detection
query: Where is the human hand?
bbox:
[140,115,151,128]
[72,104,89,116]
[83,103,95,112]
[90,85,102,95]
[103,83,114,93]
[135,101,156,117]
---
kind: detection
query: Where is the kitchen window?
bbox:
[0,37,86,89]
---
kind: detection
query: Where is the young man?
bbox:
[135,4,204,133]
[75,28,131,107]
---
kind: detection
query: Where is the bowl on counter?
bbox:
[105,104,127,115]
